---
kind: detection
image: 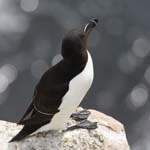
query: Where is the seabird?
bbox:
[10,18,98,142]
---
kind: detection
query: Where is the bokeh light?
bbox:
[0,73,9,94]
[51,54,63,66]
[31,59,49,79]
[0,64,18,84]
[0,64,17,94]
[20,0,39,12]
[0,13,29,33]
[0,90,9,105]
[129,84,148,109]
[144,66,150,84]
[118,51,141,74]
[132,38,150,58]
[0,0,29,34]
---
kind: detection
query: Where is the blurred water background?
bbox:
[0,0,149,149]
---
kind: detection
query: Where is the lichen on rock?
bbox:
[0,108,130,150]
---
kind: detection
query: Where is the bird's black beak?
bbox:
[84,18,98,36]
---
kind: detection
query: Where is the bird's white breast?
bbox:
[32,50,94,133]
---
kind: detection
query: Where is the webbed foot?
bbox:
[67,120,97,131]
[71,109,91,121]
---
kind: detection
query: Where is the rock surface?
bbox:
[0,108,130,150]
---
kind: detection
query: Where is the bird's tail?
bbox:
[9,132,25,142]
[17,103,34,125]
[9,124,42,142]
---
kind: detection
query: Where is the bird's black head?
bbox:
[61,18,98,63]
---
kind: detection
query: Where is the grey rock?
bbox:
[0,108,130,150]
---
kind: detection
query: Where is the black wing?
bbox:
[18,60,70,125]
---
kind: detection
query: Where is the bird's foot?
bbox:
[71,109,91,121]
[67,120,97,131]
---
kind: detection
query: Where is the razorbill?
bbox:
[10,18,98,142]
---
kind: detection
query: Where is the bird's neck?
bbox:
[64,49,88,67]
